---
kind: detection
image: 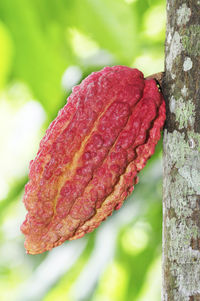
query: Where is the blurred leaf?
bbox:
[0,176,27,219]
[0,0,73,115]
[0,21,13,89]
[66,0,138,64]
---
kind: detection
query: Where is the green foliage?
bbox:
[0,0,165,300]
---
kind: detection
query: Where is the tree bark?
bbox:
[162,0,200,300]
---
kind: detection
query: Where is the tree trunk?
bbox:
[162,0,200,300]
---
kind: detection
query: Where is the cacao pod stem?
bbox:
[146,72,164,87]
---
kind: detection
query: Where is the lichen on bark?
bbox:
[162,0,200,300]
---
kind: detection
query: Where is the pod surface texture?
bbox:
[21,66,166,254]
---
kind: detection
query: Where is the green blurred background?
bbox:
[0,0,166,300]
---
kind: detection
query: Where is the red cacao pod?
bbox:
[21,66,165,254]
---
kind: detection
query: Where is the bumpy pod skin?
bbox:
[21,66,166,254]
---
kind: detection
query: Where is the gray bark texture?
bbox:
[162,0,200,300]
